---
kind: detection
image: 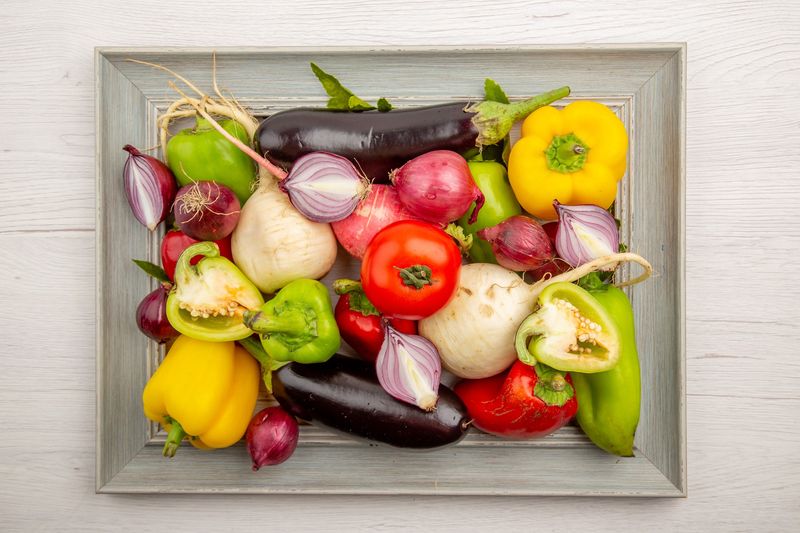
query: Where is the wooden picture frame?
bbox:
[96,45,686,496]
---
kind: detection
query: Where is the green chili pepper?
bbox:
[243,279,341,364]
[570,275,641,456]
[165,242,265,342]
[457,161,522,263]
[167,116,257,204]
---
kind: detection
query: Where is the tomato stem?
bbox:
[394,264,434,289]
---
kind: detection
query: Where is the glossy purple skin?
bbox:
[135,286,179,344]
[272,355,469,449]
[173,181,241,241]
[257,103,477,183]
[246,407,299,470]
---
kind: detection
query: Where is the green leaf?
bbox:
[484,78,510,104]
[311,62,395,112]
[377,98,393,112]
[577,272,608,291]
[132,259,170,283]
[444,223,473,255]
[347,95,376,111]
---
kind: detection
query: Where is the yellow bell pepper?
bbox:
[142,335,260,457]
[508,101,628,220]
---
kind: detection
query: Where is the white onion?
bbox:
[231,181,337,294]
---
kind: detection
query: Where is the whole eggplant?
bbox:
[257,86,569,182]
[272,354,470,449]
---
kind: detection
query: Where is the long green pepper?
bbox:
[571,278,641,456]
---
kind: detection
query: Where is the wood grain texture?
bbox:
[1,0,799,530]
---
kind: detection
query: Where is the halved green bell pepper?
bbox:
[457,161,521,263]
[243,279,340,364]
[166,242,264,342]
[515,282,621,373]
[167,116,257,204]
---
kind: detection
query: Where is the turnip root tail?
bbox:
[127,55,288,181]
[527,252,653,301]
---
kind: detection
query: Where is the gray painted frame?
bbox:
[96,45,686,496]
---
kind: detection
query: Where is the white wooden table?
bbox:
[1,1,798,530]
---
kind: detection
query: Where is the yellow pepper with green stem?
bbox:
[508,101,628,220]
[142,335,260,457]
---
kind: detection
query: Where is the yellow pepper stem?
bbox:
[163,417,187,458]
[546,133,588,173]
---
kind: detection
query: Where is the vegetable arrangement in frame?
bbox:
[98,45,688,494]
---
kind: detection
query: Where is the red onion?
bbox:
[135,284,179,344]
[554,201,619,270]
[245,407,299,471]
[122,145,177,231]
[173,181,241,241]
[331,184,419,258]
[391,150,484,225]
[279,151,369,223]
[376,324,441,411]
[477,215,553,271]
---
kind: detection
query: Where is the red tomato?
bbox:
[160,229,233,280]
[455,361,577,439]
[361,221,461,320]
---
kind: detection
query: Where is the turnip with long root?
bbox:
[418,252,652,379]
[132,57,337,294]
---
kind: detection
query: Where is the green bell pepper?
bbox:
[457,161,522,263]
[166,116,257,204]
[166,242,265,342]
[243,279,341,364]
[570,275,641,456]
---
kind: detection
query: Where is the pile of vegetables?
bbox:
[126,58,654,471]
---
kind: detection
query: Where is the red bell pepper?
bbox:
[333,279,417,363]
[454,360,577,439]
[160,229,233,280]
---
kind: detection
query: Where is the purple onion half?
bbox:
[554,201,620,269]
[279,151,369,223]
[123,145,177,231]
[376,325,442,411]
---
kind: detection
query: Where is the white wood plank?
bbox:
[1,0,799,530]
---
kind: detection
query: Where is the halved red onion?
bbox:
[279,151,370,223]
[122,145,177,231]
[376,324,441,411]
[554,201,619,270]
[477,215,553,271]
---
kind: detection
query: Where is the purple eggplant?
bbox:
[272,354,470,449]
[256,86,569,182]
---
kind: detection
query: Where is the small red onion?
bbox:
[123,145,177,231]
[173,181,241,241]
[135,284,179,344]
[391,150,484,225]
[376,324,441,411]
[554,201,619,270]
[477,215,553,271]
[279,151,369,223]
[246,407,299,471]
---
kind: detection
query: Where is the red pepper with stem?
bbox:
[333,279,417,363]
[160,229,233,280]
[454,360,577,439]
